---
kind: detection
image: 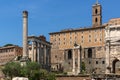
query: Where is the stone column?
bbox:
[39,43,42,63]
[37,43,40,64]
[77,49,80,74]
[106,41,111,73]
[22,11,28,60]
[72,49,75,74]
[31,41,34,61]
[44,45,47,65]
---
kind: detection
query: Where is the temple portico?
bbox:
[72,46,81,75]
[63,44,82,75]
[28,36,51,70]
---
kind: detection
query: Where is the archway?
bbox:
[112,58,119,73]
[88,48,92,58]
[68,50,72,59]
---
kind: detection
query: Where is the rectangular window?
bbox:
[102,61,105,64]
[89,61,91,64]
[89,39,91,42]
[95,39,97,42]
[81,36,83,39]
[96,61,98,64]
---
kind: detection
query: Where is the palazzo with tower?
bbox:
[49,1,120,74]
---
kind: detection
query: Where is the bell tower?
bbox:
[92,0,102,27]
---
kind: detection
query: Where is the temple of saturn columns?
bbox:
[28,36,51,70]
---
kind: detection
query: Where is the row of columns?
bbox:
[72,47,81,75]
[31,40,50,66]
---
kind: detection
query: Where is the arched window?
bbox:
[88,48,92,58]
[68,50,72,59]
[95,18,98,22]
[95,9,98,14]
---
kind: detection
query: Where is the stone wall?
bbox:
[56,75,90,80]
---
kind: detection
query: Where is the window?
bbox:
[95,9,98,14]
[95,18,98,22]
[68,62,70,65]
[68,50,72,59]
[89,35,91,38]
[59,42,60,45]
[95,39,97,42]
[55,55,57,58]
[102,61,105,64]
[89,39,91,42]
[88,48,92,58]
[96,61,98,64]
[81,36,83,38]
[89,61,91,64]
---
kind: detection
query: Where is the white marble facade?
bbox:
[105,24,120,73]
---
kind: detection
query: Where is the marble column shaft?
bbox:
[44,45,47,64]
[23,11,28,58]
[31,41,34,61]
[37,43,40,64]
[106,42,110,73]
[72,49,75,73]
[77,49,80,74]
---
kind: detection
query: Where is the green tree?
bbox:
[3,44,14,47]
[2,61,56,80]
[47,72,56,80]
[21,61,41,80]
[2,62,21,79]
[81,62,86,73]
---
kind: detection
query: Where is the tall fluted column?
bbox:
[44,45,47,65]
[22,11,28,59]
[39,43,42,63]
[77,49,80,74]
[37,43,40,64]
[31,41,34,61]
[72,49,75,74]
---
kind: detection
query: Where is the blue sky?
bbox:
[0,0,120,47]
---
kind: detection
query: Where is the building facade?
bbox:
[28,35,51,70]
[0,45,22,66]
[49,2,107,74]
